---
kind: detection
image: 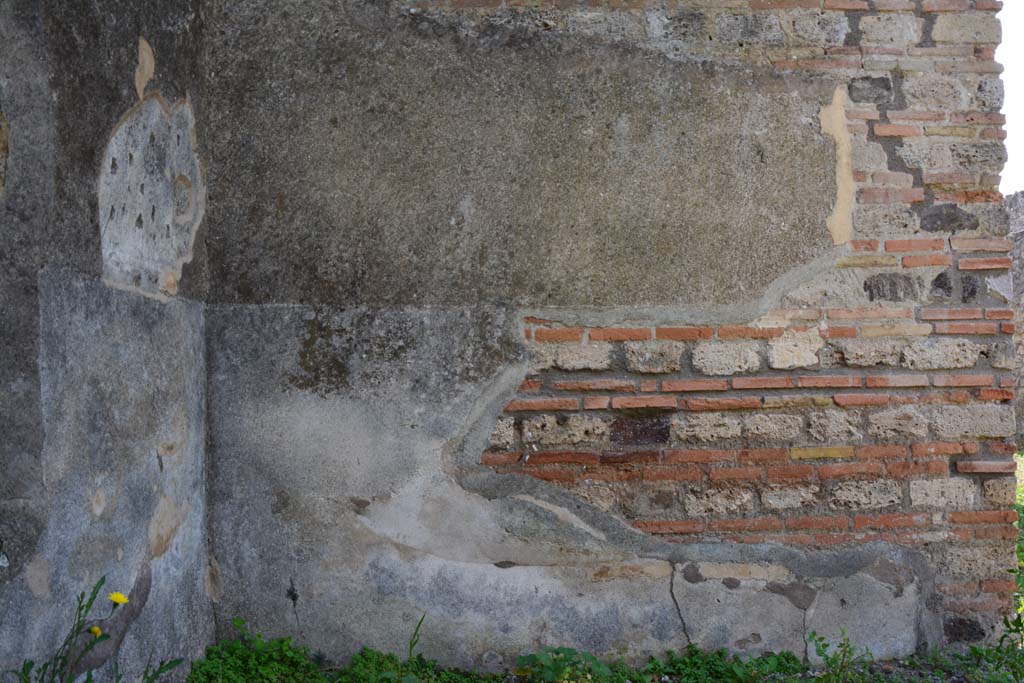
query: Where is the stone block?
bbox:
[852,136,892,174]
[743,413,803,441]
[909,478,976,509]
[921,204,980,233]
[897,138,954,171]
[673,412,742,443]
[830,480,902,510]
[610,416,671,447]
[761,484,819,511]
[835,339,906,367]
[868,407,929,441]
[951,143,1007,174]
[936,544,1016,579]
[490,417,516,450]
[848,76,893,105]
[983,478,1017,507]
[785,10,849,46]
[901,338,983,370]
[933,13,1001,45]
[975,77,1004,111]
[902,73,969,111]
[809,410,862,442]
[863,273,921,303]
[684,487,754,517]
[931,405,1015,440]
[692,341,762,376]
[624,341,685,374]
[986,341,1015,370]
[715,13,784,46]
[860,14,924,48]
[522,414,609,446]
[853,205,920,237]
[529,342,613,373]
[768,329,822,370]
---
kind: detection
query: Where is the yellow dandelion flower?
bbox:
[89,626,102,638]
[108,592,129,605]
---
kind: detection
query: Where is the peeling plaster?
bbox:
[148,495,187,557]
[134,37,155,102]
[819,85,854,246]
[24,555,49,599]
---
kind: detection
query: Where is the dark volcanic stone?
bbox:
[610,416,670,446]
[944,617,986,643]
[864,273,919,302]
[921,204,980,233]
[848,76,893,104]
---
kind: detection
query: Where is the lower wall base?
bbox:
[204,304,981,669]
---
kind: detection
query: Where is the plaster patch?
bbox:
[134,37,155,101]
[89,487,107,517]
[98,93,205,300]
[148,495,187,557]
[695,562,793,584]
[819,86,854,245]
[24,555,50,599]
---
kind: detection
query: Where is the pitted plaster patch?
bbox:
[98,93,205,299]
[819,85,853,245]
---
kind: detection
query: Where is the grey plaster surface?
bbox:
[200,0,838,309]
[0,271,211,679]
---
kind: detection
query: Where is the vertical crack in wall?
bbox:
[819,85,854,246]
[0,107,8,195]
[668,563,692,646]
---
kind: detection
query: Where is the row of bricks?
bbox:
[506,390,1013,412]
[758,0,1001,10]
[672,531,1015,568]
[526,314,1015,342]
[635,510,1016,536]
[427,0,1003,13]
[830,44,996,58]
[771,56,1000,74]
[486,440,1009,465]
[636,524,1015,551]
[853,170,1003,188]
[483,458,1015,481]
[939,579,1019,596]
[849,238,1011,253]
[837,252,1010,268]
[848,111,1005,126]
[528,375,1015,393]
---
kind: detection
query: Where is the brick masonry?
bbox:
[456,0,1018,645]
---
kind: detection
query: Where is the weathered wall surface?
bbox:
[0,0,207,675]
[0,0,1017,673]
[197,0,1016,667]
[0,271,211,674]
[198,0,838,310]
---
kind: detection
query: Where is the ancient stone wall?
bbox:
[0,0,1017,675]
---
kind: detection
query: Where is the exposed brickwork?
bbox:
[420,0,1021,644]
